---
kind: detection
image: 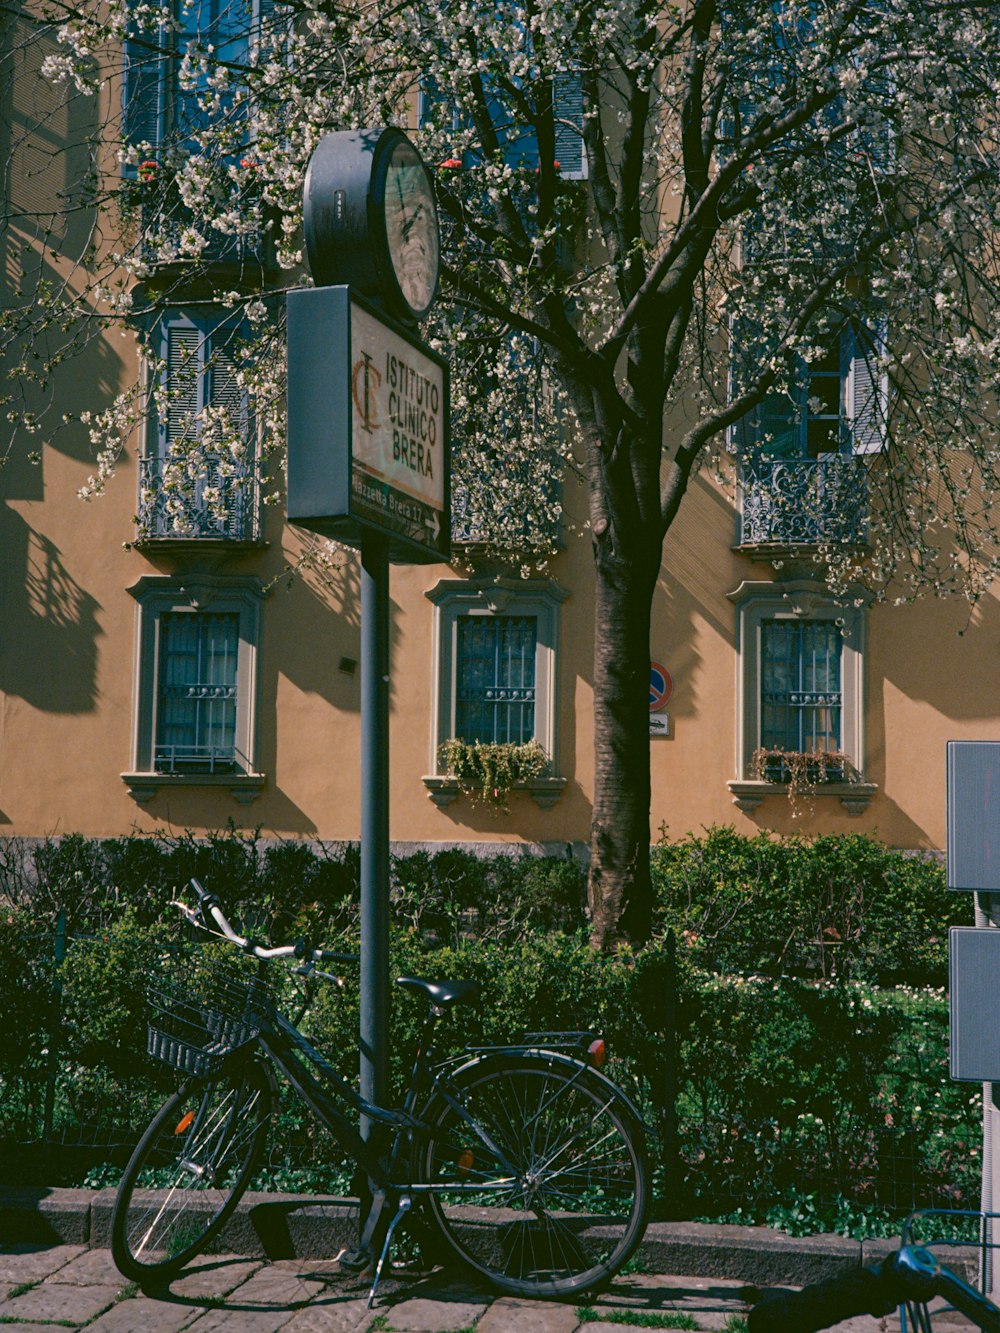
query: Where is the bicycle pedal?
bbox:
[336,1247,371,1275]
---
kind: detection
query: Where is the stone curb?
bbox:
[0,1187,866,1287]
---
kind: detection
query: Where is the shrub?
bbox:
[0,826,982,1225]
[651,827,968,984]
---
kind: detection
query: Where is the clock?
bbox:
[304,127,441,323]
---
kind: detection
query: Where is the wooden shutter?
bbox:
[552,73,585,179]
[122,34,162,161]
[162,320,204,455]
[208,335,247,439]
[848,318,888,454]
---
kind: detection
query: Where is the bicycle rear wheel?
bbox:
[418,1054,649,1297]
[111,1059,274,1284]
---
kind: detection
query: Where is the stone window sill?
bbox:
[727,779,877,816]
[422,775,566,811]
[122,771,266,806]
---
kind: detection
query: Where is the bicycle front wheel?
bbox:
[419,1055,649,1297]
[111,1060,274,1284]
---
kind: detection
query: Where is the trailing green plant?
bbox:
[436,737,549,807]
[749,747,861,814]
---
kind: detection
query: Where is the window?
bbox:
[732,320,886,546]
[123,575,265,802]
[156,611,240,772]
[122,0,277,266]
[419,71,586,180]
[722,1,895,177]
[122,0,264,160]
[760,619,842,755]
[424,577,568,808]
[455,615,537,744]
[449,333,565,551]
[137,310,259,542]
[727,580,874,813]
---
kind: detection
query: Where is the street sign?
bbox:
[650,661,672,711]
[947,740,1000,891]
[286,285,450,563]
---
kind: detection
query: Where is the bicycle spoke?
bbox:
[112,1064,272,1283]
[422,1057,648,1297]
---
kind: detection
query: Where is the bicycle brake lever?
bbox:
[170,899,202,926]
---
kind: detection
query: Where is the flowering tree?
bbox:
[3,0,999,946]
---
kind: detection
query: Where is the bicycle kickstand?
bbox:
[367,1194,413,1309]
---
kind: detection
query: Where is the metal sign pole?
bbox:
[360,531,390,1133]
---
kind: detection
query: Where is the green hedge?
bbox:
[0,827,981,1227]
[651,827,969,984]
[1,825,970,981]
[0,912,980,1225]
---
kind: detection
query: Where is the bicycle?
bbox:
[110,878,650,1304]
[747,1210,1000,1331]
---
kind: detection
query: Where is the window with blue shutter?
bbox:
[138,311,257,541]
[419,68,585,179]
[122,0,272,170]
[729,319,890,460]
[722,0,894,174]
[732,319,884,544]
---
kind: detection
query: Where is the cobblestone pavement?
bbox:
[0,1242,918,1332]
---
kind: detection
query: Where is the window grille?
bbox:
[760,619,842,755]
[155,611,240,772]
[455,615,537,745]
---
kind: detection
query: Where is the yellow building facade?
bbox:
[4,336,997,854]
[3,8,998,857]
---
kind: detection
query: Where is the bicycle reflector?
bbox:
[457,1149,474,1175]
[588,1038,607,1068]
[174,1112,196,1135]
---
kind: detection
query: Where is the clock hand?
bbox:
[402,203,423,239]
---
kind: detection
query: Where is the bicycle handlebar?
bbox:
[174,878,358,968]
[747,1245,1000,1332]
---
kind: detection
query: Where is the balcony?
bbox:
[136,454,260,544]
[136,183,273,271]
[739,454,869,548]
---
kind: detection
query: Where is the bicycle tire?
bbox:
[417,1053,649,1297]
[111,1059,275,1284]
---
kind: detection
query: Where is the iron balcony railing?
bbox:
[739,454,869,547]
[137,454,260,543]
[139,191,272,269]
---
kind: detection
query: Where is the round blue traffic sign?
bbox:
[650,661,672,711]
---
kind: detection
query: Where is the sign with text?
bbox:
[286,285,450,563]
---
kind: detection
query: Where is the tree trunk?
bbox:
[588,536,660,950]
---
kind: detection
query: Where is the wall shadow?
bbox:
[876,592,1000,720]
[653,474,739,727]
[0,505,101,712]
[269,539,365,715]
[1,13,117,494]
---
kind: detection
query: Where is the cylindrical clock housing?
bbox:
[303,127,440,324]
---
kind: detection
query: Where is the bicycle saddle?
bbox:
[395,976,481,1007]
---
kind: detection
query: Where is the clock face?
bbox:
[381,137,440,320]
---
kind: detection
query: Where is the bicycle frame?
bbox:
[249,996,638,1200]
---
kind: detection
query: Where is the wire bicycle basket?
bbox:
[147,962,273,1079]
